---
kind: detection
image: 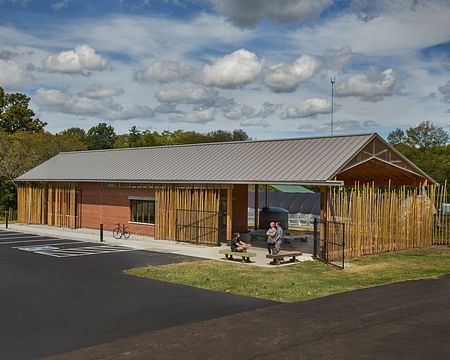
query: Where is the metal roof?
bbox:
[17,133,420,186]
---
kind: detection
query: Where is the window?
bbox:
[130,199,155,224]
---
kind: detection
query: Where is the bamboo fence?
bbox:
[432,181,449,245]
[155,185,220,244]
[326,184,448,260]
[17,183,78,229]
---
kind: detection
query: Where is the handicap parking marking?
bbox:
[18,243,137,258]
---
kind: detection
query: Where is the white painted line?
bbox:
[0,234,41,240]
[12,241,82,249]
[34,248,136,257]
[0,238,66,245]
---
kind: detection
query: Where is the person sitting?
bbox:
[230,232,250,252]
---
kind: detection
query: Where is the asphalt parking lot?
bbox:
[0,229,274,360]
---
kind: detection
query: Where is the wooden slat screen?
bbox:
[326,184,443,259]
[155,185,220,244]
[17,183,78,229]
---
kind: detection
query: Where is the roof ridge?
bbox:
[59,132,376,155]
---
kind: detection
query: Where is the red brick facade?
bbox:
[79,183,155,237]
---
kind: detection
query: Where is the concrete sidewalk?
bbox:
[5,223,313,267]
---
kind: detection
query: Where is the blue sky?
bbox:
[1,0,450,140]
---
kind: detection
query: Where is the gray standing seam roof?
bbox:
[17,133,378,185]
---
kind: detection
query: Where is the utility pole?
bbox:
[330,77,335,136]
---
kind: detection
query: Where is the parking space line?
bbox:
[0,238,63,245]
[23,244,137,258]
[12,241,83,248]
[0,234,42,240]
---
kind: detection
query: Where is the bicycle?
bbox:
[112,223,131,239]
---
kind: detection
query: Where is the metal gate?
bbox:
[175,209,226,246]
[313,218,345,269]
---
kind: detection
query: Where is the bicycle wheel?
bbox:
[123,227,130,239]
[113,227,122,239]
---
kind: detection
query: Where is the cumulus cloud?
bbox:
[51,0,68,11]
[281,98,332,119]
[0,59,33,87]
[201,49,262,88]
[35,88,153,120]
[155,87,216,104]
[223,104,256,120]
[212,0,332,28]
[254,101,282,118]
[240,118,271,128]
[0,50,17,60]
[297,119,378,132]
[135,60,195,84]
[438,80,450,103]
[169,107,216,124]
[264,54,320,92]
[154,103,179,114]
[78,84,124,98]
[335,67,400,101]
[321,45,353,73]
[41,45,107,74]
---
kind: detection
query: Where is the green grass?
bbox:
[125,246,450,303]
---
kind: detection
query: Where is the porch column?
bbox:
[254,184,259,230]
[226,184,233,240]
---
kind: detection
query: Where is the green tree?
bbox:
[387,128,406,145]
[405,121,449,148]
[128,126,142,147]
[59,127,87,144]
[0,87,47,133]
[86,123,116,150]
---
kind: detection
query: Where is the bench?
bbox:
[266,251,303,265]
[219,249,257,263]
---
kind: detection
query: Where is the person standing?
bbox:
[274,221,284,255]
[266,221,277,254]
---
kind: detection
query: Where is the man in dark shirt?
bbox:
[231,233,250,252]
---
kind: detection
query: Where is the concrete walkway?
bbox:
[5,223,313,268]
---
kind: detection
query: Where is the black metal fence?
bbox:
[175,208,226,246]
[314,218,345,269]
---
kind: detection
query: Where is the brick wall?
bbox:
[79,183,155,237]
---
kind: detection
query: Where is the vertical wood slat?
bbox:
[327,184,441,260]
[17,183,78,229]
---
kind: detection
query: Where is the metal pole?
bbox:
[331,77,335,136]
[313,217,318,258]
[100,223,104,242]
[5,210,8,229]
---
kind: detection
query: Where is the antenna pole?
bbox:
[330,77,335,136]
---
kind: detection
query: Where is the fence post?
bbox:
[313,217,318,258]
[100,224,104,242]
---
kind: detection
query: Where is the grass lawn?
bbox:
[125,246,450,303]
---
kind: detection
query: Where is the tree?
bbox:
[86,123,116,150]
[387,128,406,145]
[405,121,449,148]
[128,126,142,147]
[0,87,47,133]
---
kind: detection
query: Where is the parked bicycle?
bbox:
[112,223,131,239]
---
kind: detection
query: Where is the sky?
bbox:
[1,0,450,140]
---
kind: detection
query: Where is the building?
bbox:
[16,133,434,245]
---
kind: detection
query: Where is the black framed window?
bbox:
[130,199,155,224]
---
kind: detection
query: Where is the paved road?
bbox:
[47,271,450,359]
[0,229,273,360]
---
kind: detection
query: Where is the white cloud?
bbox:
[335,67,400,102]
[202,49,262,88]
[264,54,320,92]
[155,87,217,104]
[135,60,195,84]
[0,59,33,88]
[51,0,68,11]
[78,84,124,98]
[42,45,107,74]
[223,104,256,120]
[169,107,216,124]
[321,45,353,73]
[281,98,331,119]
[212,0,332,28]
[438,80,450,104]
[35,88,153,120]
[240,118,271,128]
